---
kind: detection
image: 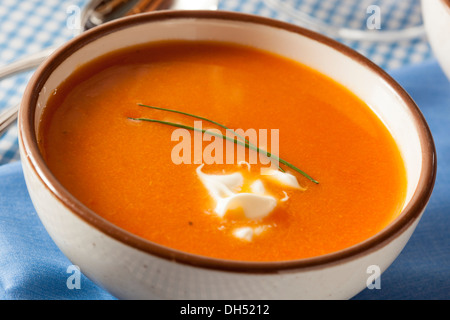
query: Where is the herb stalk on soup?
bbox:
[128,104,319,184]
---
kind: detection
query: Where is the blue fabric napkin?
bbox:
[353,59,450,300]
[0,59,448,300]
[0,161,116,300]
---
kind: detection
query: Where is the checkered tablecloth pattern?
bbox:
[0,0,434,165]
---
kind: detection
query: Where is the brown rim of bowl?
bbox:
[19,10,437,274]
[444,0,450,9]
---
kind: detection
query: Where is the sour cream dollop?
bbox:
[196,164,276,220]
[196,164,303,221]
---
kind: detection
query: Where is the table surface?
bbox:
[0,0,446,301]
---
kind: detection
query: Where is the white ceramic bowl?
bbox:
[18,10,436,300]
[422,0,450,80]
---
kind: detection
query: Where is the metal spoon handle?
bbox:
[0,103,19,135]
[0,45,57,81]
[0,46,58,135]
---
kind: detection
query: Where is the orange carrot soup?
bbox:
[38,40,407,261]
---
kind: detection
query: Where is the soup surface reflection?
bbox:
[38,41,407,261]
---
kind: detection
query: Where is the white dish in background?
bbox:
[422,0,450,80]
[263,0,426,42]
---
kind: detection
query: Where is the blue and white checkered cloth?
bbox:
[0,0,433,165]
[0,0,88,164]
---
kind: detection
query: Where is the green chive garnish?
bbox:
[129,105,319,184]
[137,103,278,170]
[138,103,251,145]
